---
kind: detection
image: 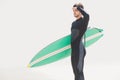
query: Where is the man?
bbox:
[71,3,89,80]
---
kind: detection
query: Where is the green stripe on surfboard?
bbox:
[28,28,103,68]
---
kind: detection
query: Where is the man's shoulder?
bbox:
[72,21,76,25]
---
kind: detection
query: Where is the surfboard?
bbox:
[28,27,103,68]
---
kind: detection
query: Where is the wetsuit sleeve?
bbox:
[77,7,89,23]
[77,7,90,39]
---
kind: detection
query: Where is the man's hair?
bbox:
[73,3,84,9]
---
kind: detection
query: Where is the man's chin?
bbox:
[74,15,78,17]
[74,16,78,18]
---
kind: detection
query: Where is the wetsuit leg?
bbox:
[71,40,86,80]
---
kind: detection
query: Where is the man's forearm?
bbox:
[77,7,89,20]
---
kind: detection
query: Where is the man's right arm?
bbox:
[77,7,89,22]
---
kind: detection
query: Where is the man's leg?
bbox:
[71,42,80,80]
[77,41,86,80]
[71,41,86,80]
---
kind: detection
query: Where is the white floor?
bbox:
[0,57,120,80]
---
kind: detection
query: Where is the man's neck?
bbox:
[76,16,82,20]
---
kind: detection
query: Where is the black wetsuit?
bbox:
[71,7,89,80]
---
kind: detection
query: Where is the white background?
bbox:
[0,0,120,80]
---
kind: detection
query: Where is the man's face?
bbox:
[72,7,81,18]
